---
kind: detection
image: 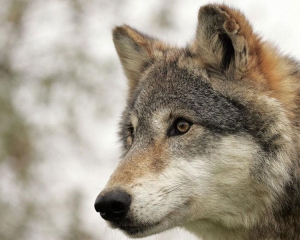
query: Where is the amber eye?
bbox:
[168,118,192,137]
[176,120,191,134]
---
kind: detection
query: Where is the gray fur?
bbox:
[96,4,300,239]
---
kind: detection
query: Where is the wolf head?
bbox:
[95,4,297,239]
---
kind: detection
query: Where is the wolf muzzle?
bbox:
[94,189,131,222]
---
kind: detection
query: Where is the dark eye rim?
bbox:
[168,118,193,137]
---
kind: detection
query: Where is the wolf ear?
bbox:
[113,25,160,92]
[193,4,260,78]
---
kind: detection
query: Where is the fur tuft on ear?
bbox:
[191,4,261,79]
[113,25,169,95]
[113,25,153,92]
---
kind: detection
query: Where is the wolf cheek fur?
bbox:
[95,4,300,240]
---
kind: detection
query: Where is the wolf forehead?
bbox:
[123,60,244,133]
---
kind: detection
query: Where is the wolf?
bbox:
[94,4,300,240]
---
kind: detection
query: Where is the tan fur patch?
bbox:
[256,43,299,117]
[106,140,169,189]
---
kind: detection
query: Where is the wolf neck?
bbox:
[183,220,248,240]
[183,176,300,240]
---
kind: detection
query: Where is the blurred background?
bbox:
[2,0,300,239]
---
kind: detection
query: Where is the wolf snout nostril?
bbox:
[94,189,131,222]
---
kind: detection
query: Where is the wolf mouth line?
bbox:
[116,222,160,236]
[112,199,190,237]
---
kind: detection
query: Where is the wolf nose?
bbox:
[94,189,131,222]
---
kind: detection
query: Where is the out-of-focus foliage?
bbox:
[0,0,187,239]
[0,0,109,239]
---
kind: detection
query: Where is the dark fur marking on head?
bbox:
[130,62,244,135]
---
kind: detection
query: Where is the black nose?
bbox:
[94,189,131,222]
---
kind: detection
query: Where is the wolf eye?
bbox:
[177,120,191,133]
[168,118,192,137]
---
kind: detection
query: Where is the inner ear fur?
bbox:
[192,4,261,79]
